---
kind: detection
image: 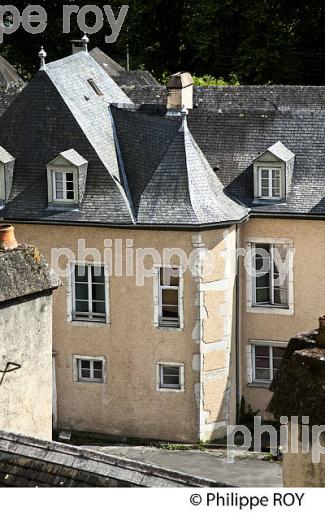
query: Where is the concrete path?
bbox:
[83,446,283,487]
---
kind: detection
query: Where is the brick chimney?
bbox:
[71,34,89,54]
[167,72,194,111]
[0,224,18,250]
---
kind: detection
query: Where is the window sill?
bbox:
[68,320,109,328]
[47,205,80,212]
[156,387,185,393]
[247,305,294,316]
[76,380,104,385]
[248,382,271,389]
[157,326,183,332]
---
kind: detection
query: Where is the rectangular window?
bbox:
[253,345,285,382]
[72,265,107,322]
[158,267,180,328]
[259,168,282,199]
[53,171,75,202]
[77,358,104,383]
[158,363,184,391]
[253,243,289,307]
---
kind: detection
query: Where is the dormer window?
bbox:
[258,167,282,199]
[47,150,88,209]
[0,146,15,205]
[253,141,295,203]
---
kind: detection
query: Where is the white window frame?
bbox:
[47,165,79,206]
[258,166,283,199]
[70,263,110,324]
[52,170,75,203]
[73,355,107,384]
[248,342,287,384]
[156,362,185,393]
[153,265,184,331]
[246,238,294,315]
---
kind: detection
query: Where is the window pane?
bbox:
[55,172,63,181]
[75,266,88,282]
[255,357,270,368]
[91,266,105,283]
[255,287,270,303]
[75,283,89,300]
[81,369,90,378]
[255,346,270,357]
[255,368,270,380]
[81,360,90,369]
[92,301,106,314]
[92,284,105,302]
[93,361,102,371]
[273,347,285,359]
[160,268,179,287]
[55,190,64,200]
[162,366,180,387]
[66,173,74,182]
[75,300,89,313]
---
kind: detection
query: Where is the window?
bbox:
[74,357,105,383]
[252,344,286,383]
[258,167,282,199]
[72,265,107,322]
[52,171,75,202]
[88,78,103,96]
[157,363,184,391]
[253,243,289,307]
[158,268,180,328]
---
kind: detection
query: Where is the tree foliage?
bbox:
[1,0,325,84]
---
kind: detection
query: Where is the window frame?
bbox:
[156,362,185,393]
[254,162,285,201]
[251,343,287,384]
[258,166,282,199]
[71,263,109,324]
[47,165,79,206]
[52,170,76,203]
[73,355,107,384]
[252,242,289,308]
[153,265,184,331]
[245,238,294,316]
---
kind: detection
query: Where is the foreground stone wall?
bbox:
[0,294,52,440]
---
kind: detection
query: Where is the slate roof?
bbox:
[0,431,222,487]
[0,52,135,224]
[0,245,60,305]
[90,47,159,87]
[111,105,246,225]
[1,49,325,226]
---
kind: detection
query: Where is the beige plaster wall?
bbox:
[14,224,234,443]
[240,218,325,418]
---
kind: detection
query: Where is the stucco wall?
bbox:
[240,218,325,418]
[0,294,52,440]
[14,223,235,443]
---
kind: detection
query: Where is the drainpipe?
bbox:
[235,224,242,423]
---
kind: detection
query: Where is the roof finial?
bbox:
[81,34,89,53]
[38,46,47,70]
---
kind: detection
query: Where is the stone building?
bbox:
[0,41,324,442]
[0,224,60,440]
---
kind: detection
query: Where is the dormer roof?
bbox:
[48,149,88,167]
[256,141,295,163]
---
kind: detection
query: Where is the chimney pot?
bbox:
[0,224,18,251]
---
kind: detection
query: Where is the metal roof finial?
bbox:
[81,34,89,53]
[38,46,47,70]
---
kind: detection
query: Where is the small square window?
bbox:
[76,358,104,383]
[157,363,184,391]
